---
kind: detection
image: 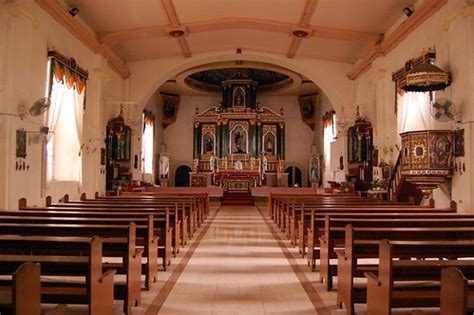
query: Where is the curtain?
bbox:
[142,111,155,181]
[323,112,337,186]
[44,57,86,188]
[398,92,431,133]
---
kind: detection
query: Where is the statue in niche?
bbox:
[206,137,213,153]
[234,90,244,107]
[234,131,244,153]
[265,137,274,154]
[159,154,169,179]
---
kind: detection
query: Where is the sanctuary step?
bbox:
[222,191,254,206]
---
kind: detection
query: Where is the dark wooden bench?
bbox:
[45,195,185,248]
[319,215,474,289]
[0,262,42,315]
[305,207,459,266]
[440,267,474,315]
[19,199,171,271]
[0,237,116,314]
[0,221,145,314]
[364,239,474,315]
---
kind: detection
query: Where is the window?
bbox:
[44,57,87,183]
[141,111,155,180]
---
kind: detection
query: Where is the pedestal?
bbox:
[160,178,169,187]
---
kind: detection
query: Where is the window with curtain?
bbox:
[142,111,155,179]
[44,55,87,184]
[322,111,336,185]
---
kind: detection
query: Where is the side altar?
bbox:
[190,71,287,188]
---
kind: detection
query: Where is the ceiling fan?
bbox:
[431,98,455,122]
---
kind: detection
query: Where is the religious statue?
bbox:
[206,137,213,153]
[234,131,244,153]
[234,90,244,106]
[210,153,218,173]
[261,154,268,181]
[193,159,199,172]
[159,154,169,179]
[234,160,243,171]
[310,158,319,181]
[265,137,274,154]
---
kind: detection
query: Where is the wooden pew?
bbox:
[364,239,474,315]
[319,215,474,289]
[0,211,158,286]
[336,226,474,315]
[306,208,460,268]
[0,262,42,315]
[19,199,170,271]
[440,267,474,315]
[0,237,115,315]
[0,222,144,314]
[44,196,186,251]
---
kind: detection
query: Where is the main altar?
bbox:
[190,71,288,190]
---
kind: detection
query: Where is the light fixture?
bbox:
[68,7,80,17]
[292,29,310,38]
[168,29,185,37]
[403,7,413,17]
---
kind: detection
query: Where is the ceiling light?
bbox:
[292,29,310,38]
[403,7,413,17]
[68,7,80,17]
[169,29,185,38]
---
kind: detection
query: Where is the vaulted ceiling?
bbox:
[43,0,446,79]
[63,0,415,62]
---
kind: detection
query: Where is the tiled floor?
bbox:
[151,205,335,315]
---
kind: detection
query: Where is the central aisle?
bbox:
[155,205,329,315]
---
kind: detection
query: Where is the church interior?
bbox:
[1,0,474,314]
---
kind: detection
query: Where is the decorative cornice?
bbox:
[347,0,447,80]
[35,0,130,79]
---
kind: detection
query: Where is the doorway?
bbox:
[285,166,302,188]
[175,165,192,187]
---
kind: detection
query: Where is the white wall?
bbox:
[354,0,474,211]
[0,1,124,208]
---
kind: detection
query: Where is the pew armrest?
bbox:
[334,249,347,261]
[99,269,116,284]
[133,248,144,259]
[365,271,380,287]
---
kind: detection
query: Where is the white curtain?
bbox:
[44,65,85,185]
[398,92,432,133]
[72,87,85,186]
[323,114,337,186]
[142,115,154,181]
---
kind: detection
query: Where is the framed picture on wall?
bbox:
[298,94,318,130]
[161,93,180,129]
[16,129,27,158]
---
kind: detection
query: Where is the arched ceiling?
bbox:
[62,0,417,64]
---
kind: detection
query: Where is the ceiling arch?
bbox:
[130,49,354,115]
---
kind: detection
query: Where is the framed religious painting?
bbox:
[298,94,318,130]
[161,93,180,129]
[16,129,27,158]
